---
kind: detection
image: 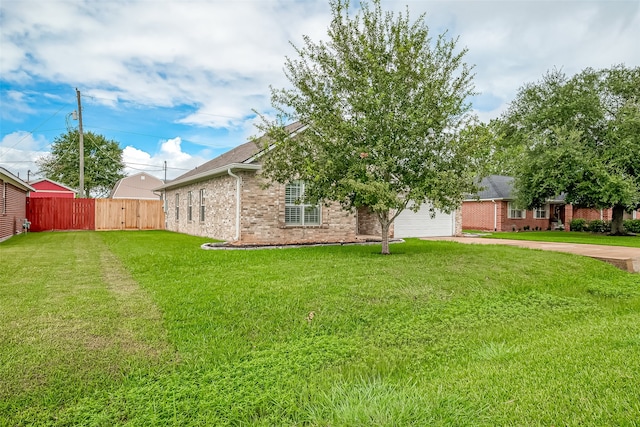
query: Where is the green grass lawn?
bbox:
[466,230,640,248]
[2,231,640,425]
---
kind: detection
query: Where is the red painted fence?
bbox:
[27,198,95,232]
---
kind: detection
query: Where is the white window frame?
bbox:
[175,193,180,221]
[199,189,205,222]
[507,202,526,219]
[285,180,321,226]
[534,204,549,219]
[187,191,193,221]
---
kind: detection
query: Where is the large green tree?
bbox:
[256,0,488,254]
[37,130,126,198]
[498,65,640,235]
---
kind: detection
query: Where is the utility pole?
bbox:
[164,160,167,181]
[76,88,85,198]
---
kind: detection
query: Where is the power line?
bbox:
[0,104,70,158]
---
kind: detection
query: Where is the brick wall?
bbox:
[572,207,611,221]
[462,201,498,231]
[240,172,358,245]
[463,200,554,231]
[1,181,28,242]
[164,171,359,244]
[164,175,237,240]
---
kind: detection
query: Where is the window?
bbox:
[285,181,320,226]
[187,191,193,221]
[508,202,525,219]
[534,205,549,219]
[175,193,180,220]
[199,189,205,222]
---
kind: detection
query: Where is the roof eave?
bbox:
[157,163,261,191]
[0,167,36,192]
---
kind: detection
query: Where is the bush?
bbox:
[570,218,587,232]
[587,219,611,233]
[624,219,640,234]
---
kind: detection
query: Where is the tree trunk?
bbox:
[378,210,391,255]
[381,221,390,255]
[611,204,626,235]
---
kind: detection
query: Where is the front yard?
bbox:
[469,230,640,248]
[1,231,639,425]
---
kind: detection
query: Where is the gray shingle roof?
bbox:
[170,121,305,182]
[467,175,566,202]
[473,175,515,200]
[158,121,306,191]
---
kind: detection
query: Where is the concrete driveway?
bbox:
[422,236,640,273]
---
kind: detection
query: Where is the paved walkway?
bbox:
[422,237,640,273]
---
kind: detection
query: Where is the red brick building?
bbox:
[1,167,35,242]
[463,175,638,232]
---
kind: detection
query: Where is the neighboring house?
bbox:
[29,178,77,198]
[463,175,639,232]
[0,167,35,242]
[158,123,460,245]
[110,172,164,200]
[463,175,567,232]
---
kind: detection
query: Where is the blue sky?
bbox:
[1,0,639,181]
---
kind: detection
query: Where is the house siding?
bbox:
[1,182,29,241]
[29,180,76,198]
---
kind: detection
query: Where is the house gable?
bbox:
[29,178,77,198]
[111,172,164,200]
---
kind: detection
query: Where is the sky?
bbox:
[1,0,639,182]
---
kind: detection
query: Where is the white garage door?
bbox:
[394,204,455,238]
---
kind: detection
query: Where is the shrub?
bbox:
[570,218,587,232]
[624,219,640,234]
[588,219,611,233]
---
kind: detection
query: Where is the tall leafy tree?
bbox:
[498,65,640,234]
[256,0,487,254]
[37,130,126,198]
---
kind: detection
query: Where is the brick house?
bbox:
[463,175,639,232]
[158,124,461,244]
[1,167,35,242]
[462,175,568,232]
[29,178,77,198]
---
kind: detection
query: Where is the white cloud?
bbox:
[1,0,639,156]
[0,131,50,180]
[122,137,206,180]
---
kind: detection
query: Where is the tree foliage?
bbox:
[256,0,487,253]
[497,65,640,234]
[37,130,126,198]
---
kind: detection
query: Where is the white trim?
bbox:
[534,204,549,219]
[507,202,526,219]
[157,163,260,191]
[284,180,321,226]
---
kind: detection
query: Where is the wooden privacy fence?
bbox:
[27,198,165,232]
[27,198,95,232]
[95,199,165,230]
